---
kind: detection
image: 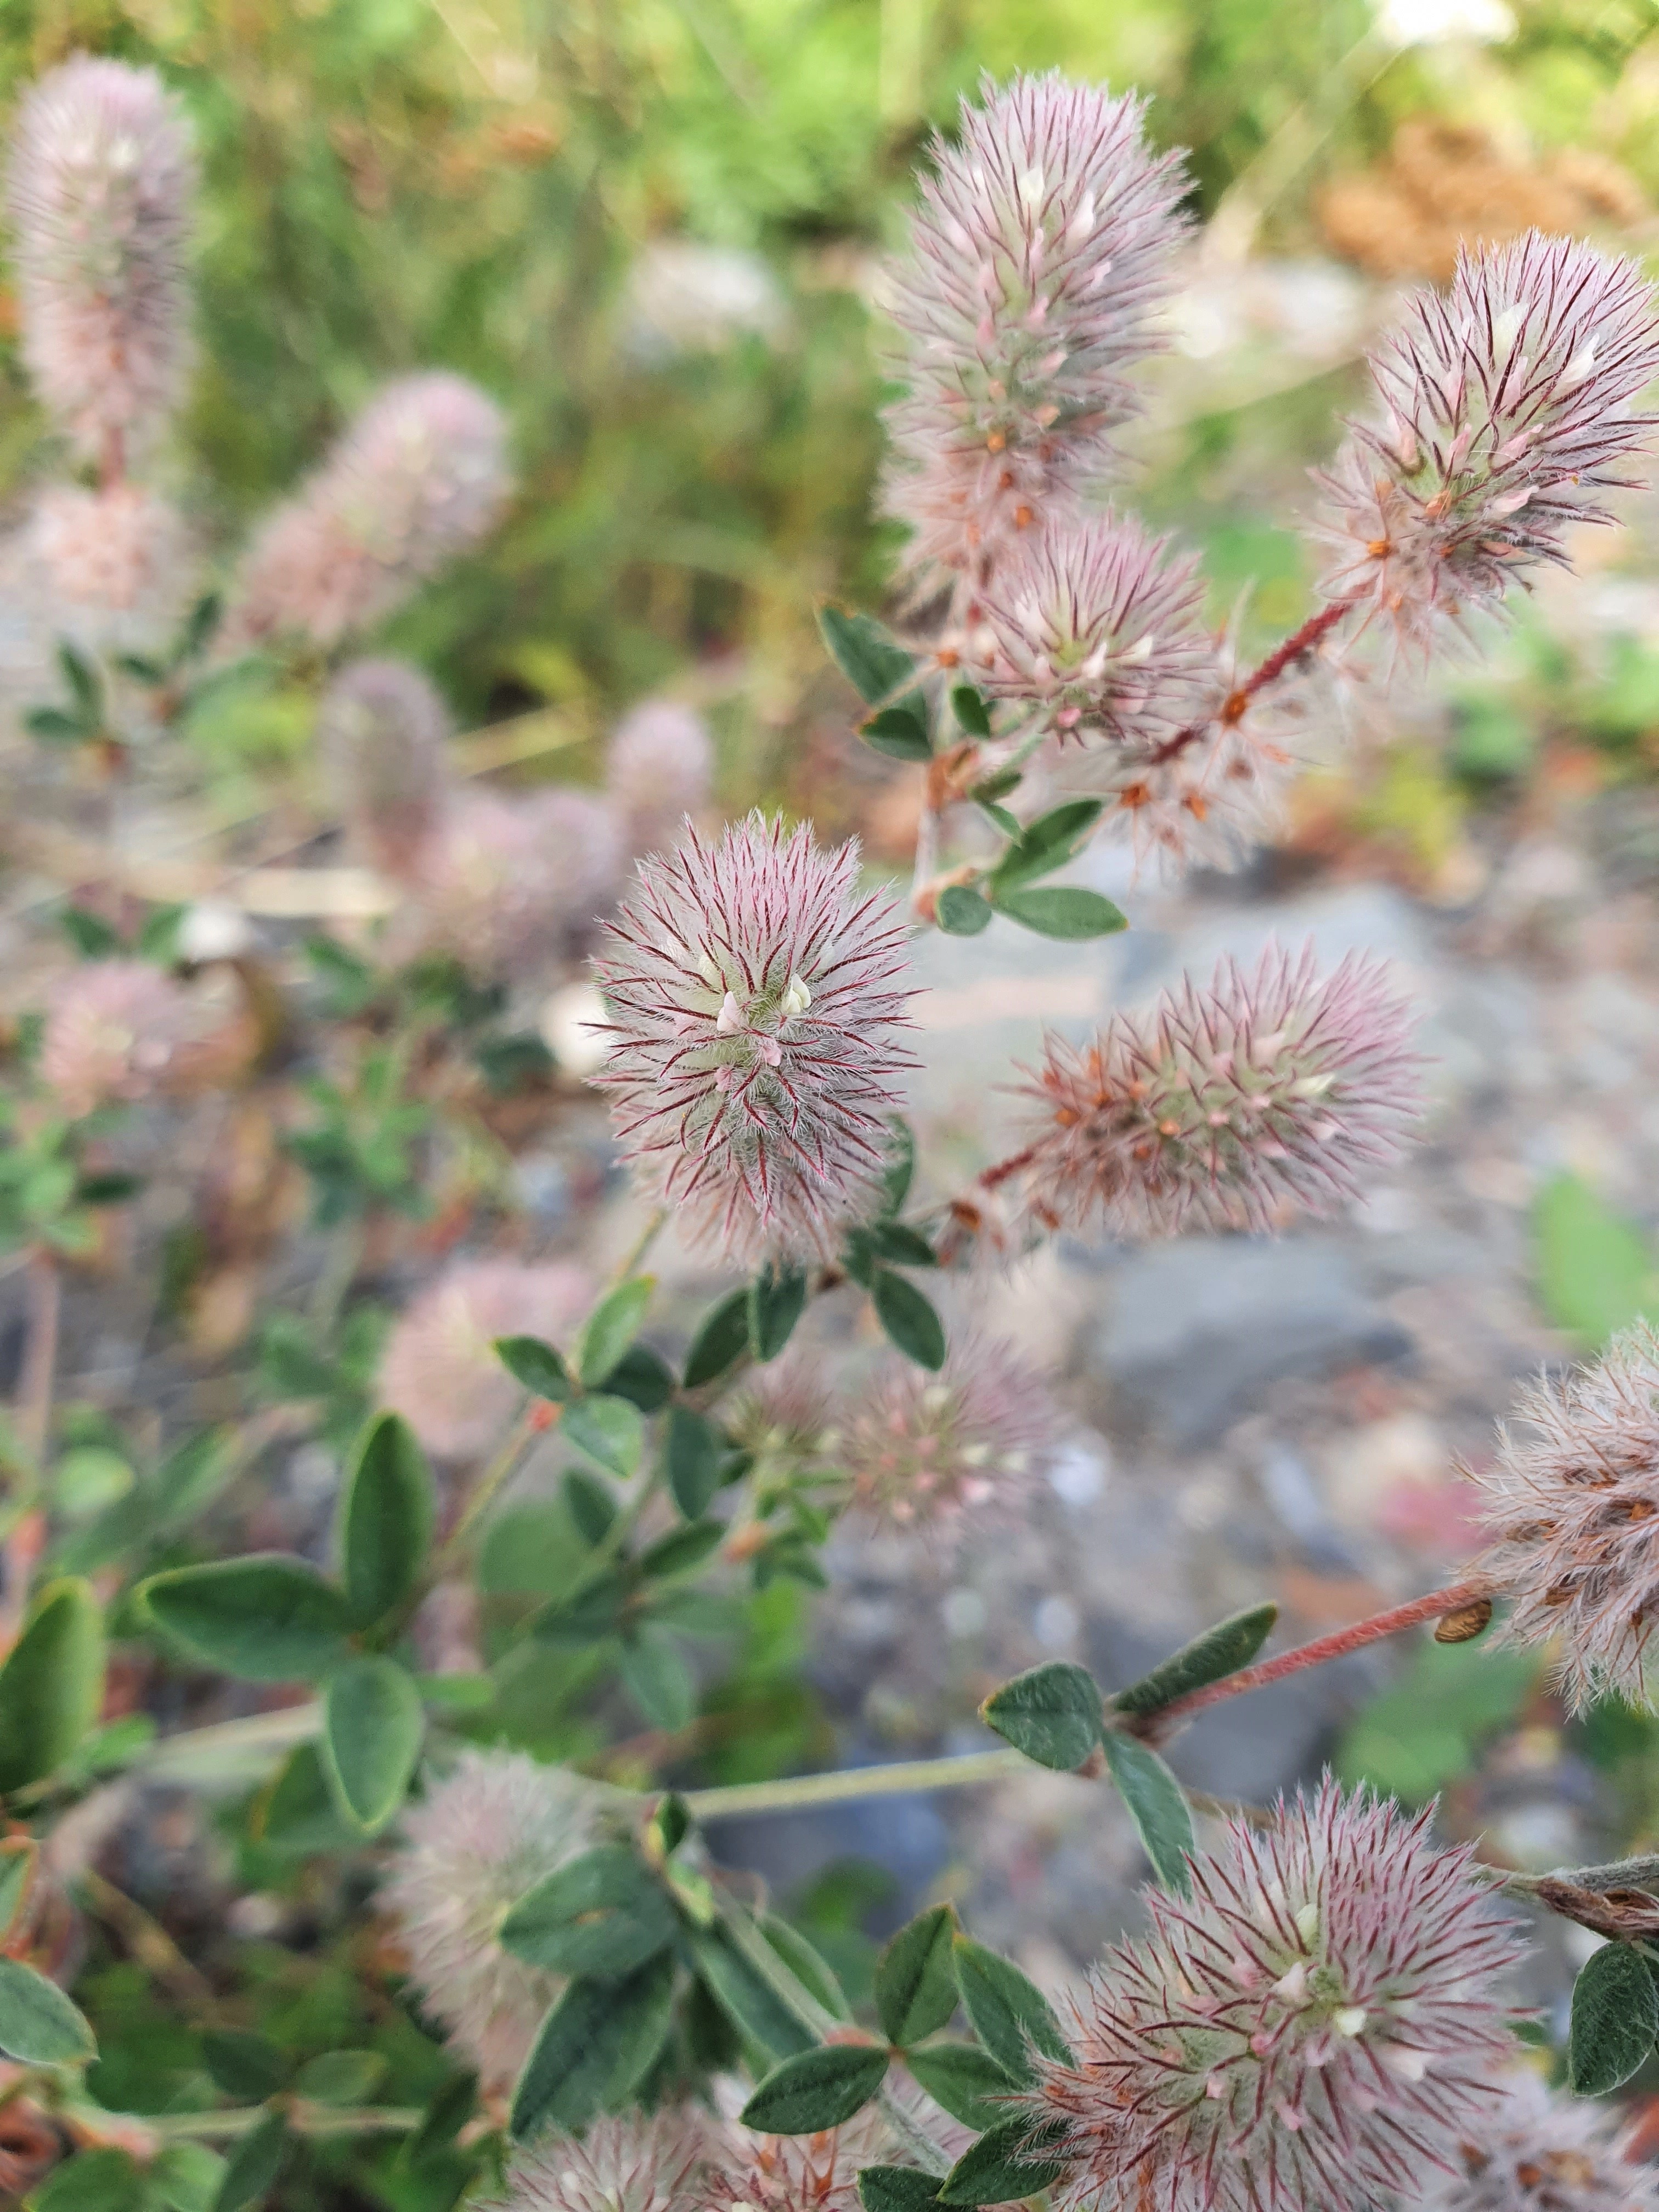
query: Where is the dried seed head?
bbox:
[882,72,1189,601]
[225,373,510,650]
[1414,2070,1659,2211]
[842,1329,1057,1544]
[502,2110,716,2212]
[1015,940,1422,1240]
[379,1749,602,2091]
[1314,234,1659,653]
[38,958,213,1119]
[968,511,1212,748]
[1033,1778,1526,2212]
[7,55,196,461]
[592,814,916,1265]
[1470,1321,1659,1709]
[398,783,624,979]
[378,1257,593,1460]
[607,699,715,855]
[318,657,452,880]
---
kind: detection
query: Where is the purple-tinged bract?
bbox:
[842,1329,1056,1543]
[502,2111,715,2212]
[1471,1321,1659,1711]
[1032,1779,1526,2212]
[225,373,510,650]
[1414,2070,1659,2211]
[882,73,1189,604]
[592,813,916,1264]
[1314,234,1659,652]
[7,55,196,462]
[380,1749,600,2092]
[969,511,1212,748]
[1016,941,1422,1240]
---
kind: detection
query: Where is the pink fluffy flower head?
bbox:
[501,2111,716,2212]
[380,1749,600,2092]
[7,55,196,462]
[1033,1779,1526,2212]
[39,958,207,1119]
[397,783,623,979]
[1314,234,1659,653]
[318,656,452,880]
[592,814,916,1265]
[30,482,192,619]
[378,1257,592,1459]
[842,1330,1056,1541]
[1015,941,1422,1240]
[882,73,1189,602]
[725,1347,840,1474]
[713,2107,927,2212]
[225,373,511,650]
[606,698,715,855]
[969,511,1212,748]
[1414,2070,1659,2212]
[1470,1321,1659,1711]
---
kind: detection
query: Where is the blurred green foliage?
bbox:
[1533,1171,1659,1349]
[1335,1636,1541,1804]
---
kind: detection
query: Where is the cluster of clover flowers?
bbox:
[9,43,1659,2212]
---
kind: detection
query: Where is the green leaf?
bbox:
[338,1412,434,1629]
[749,1265,808,1363]
[578,1277,655,1389]
[320,1656,424,1833]
[684,1288,751,1387]
[58,641,100,717]
[58,907,123,958]
[1112,1605,1279,1720]
[760,1917,851,2021]
[0,1844,36,1939]
[872,1271,946,1371]
[604,1343,677,1414]
[859,2169,941,2212]
[293,2049,387,2104]
[637,1522,724,1579]
[740,2045,889,2134]
[1568,1942,1659,2094]
[691,1932,815,2058]
[935,887,992,936]
[202,2029,286,2101]
[139,1555,351,1681]
[861,707,933,762]
[1101,1733,1194,1895]
[0,1954,95,2063]
[0,1578,104,1793]
[256,1743,358,1855]
[495,1334,574,1403]
[937,2116,1068,2205]
[951,685,992,737]
[865,1221,938,1269]
[951,1936,1071,2083]
[619,1631,696,1731]
[402,2072,478,2170]
[902,2042,1019,2129]
[509,1954,676,2139]
[992,885,1127,940]
[1533,1172,1659,1348]
[563,1469,618,1547]
[881,1120,916,1216]
[875,1905,958,2046]
[667,1407,724,1521]
[211,2109,288,2212]
[990,800,1104,889]
[150,2143,227,2212]
[30,2149,139,2209]
[981,1661,1103,1773]
[562,1395,645,1479]
[499,1844,678,1977]
[25,706,88,742]
[819,606,919,708]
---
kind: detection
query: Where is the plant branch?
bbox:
[1148,596,1353,770]
[611,1205,670,1286]
[1128,1578,1492,1735]
[76,1869,217,2012]
[686,1748,1029,1819]
[147,2102,423,2142]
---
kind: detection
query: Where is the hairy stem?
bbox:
[611,1204,670,1287]
[687,1748,1029,1819]
[1148,596,1353,770]
[147,2103,423,2142]
[1131,1578,1491,1734]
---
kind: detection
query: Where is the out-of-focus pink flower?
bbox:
[1015,941,1423,1241]
[1413,2070,1659,2211]
[224,374,511,650]
[1472,1321,1659,1710]
[592,814,916,1265]
[318,656,452,881]
[379,1750,599,2091]
[378,1257,592,1459]
[30,483,192,618]
[1314,234,1659,653]
[399,783,623,978]
[7,55,196,462]
[1034,1779,1526,2212]
[503,2112,716,2212]
[606,698,715,855]
[881,72,1188,604]
[39,958,208,1118]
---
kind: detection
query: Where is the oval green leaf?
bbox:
[499,1844,677,1978]
[683,1287,751,1388]
[495,1334,573,1403]
[1101,1730,1194,1895]
[859,2170,941,2212]
[320,1656,424,1833]
[0,1578,104,1795]
[338,1412,435,1630]
[740,2044,889,2134]
[562,1395,645,1479]
[749,1265,808,1363]
[667,1406,723,1521]
[1112,1604,1279,1720]
[1568,1940,1659,2095]
[578,1277,655,1390]
[871,1270,946,1371]
[509,1954,676,2140]
[903,2042,1019,2130]
[875,1904,958,2046]
[0,1954,95,2064]
[951,1936,1071,2083]
[981,1660,1103,1772]
[992,885,1126,940]
[937,2116,1069,2206]
[935,887,992,937]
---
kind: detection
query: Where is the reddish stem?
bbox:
[1149,597,1353,769]
[1128,1578,1492,1736]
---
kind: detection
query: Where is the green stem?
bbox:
[147,2103,423,2142]
[611,1205,670,1287]
[430,1404,543,1582]
[685,1748,1028,1820]
[307,1218,364,1334]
